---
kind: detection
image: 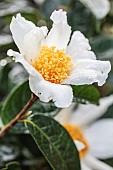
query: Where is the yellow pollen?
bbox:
[64,124,89,158]
[32,46,73,84]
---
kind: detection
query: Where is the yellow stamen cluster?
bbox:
[32,46,73,84]
[64,124,89,158]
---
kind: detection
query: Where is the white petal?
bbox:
[81,161,92,170]
[7,49,42,79]
[66,31,96,62]
[84,119,113,159]
[74,140,85,152]
[69,95,113,127]
[84,154,113,170]
[45,9,71,50]
[55,103,75,123]
[29,76,73,108]
[10,13,36,53]
[7,49,73,108]
[23,26,48,63]
[79,0,110,19]
[62,59,111,86]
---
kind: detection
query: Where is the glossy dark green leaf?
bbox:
[1,80,60,133]
[1,80,31,125]
[0,64,12,97]
[25,114,80,170]
[1,162,21,170]
[90,35,113,61]
[68,1,92,35]
[90,35,113,96]
[1,80,31,133]
[41,0,69,19]
[31,101,60,116]
[72,85,100,104]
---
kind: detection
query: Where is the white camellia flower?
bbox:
[79,0,110,19]
[7,9,111,108]
[55,95,113,170]
[34,0,45,5]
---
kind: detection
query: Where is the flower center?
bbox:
[64,124,89,158]
[32,46,73,84]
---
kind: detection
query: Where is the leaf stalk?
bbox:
[0,93,38,137]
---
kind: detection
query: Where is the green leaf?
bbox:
[99,103,113,119]
[0,64,12,96]
[103,158,113,168]
[72,85,100,104]
[2,80,31,125]
[1,162,21,170]
[31,101,60,116]
[0,135,21,165]
[25,114,80,170]
[68,1,92,36]
[90,35,113,61]
[1,80,60,133]
[90,35,113,96]
[1,80,31,133]
[41,0,69,19]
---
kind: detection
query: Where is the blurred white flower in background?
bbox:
[0,0,33,17]
[55,95,113,170]
[33,0,110,19]
[7,9,111,108]
[8,64,28,84]
[34,0,45,5]
[79,0,110,19]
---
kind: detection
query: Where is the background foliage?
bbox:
[0,0,113,169]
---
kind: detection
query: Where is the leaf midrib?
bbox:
[25,119,68,170]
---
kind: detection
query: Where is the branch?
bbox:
[0,93,38,137]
